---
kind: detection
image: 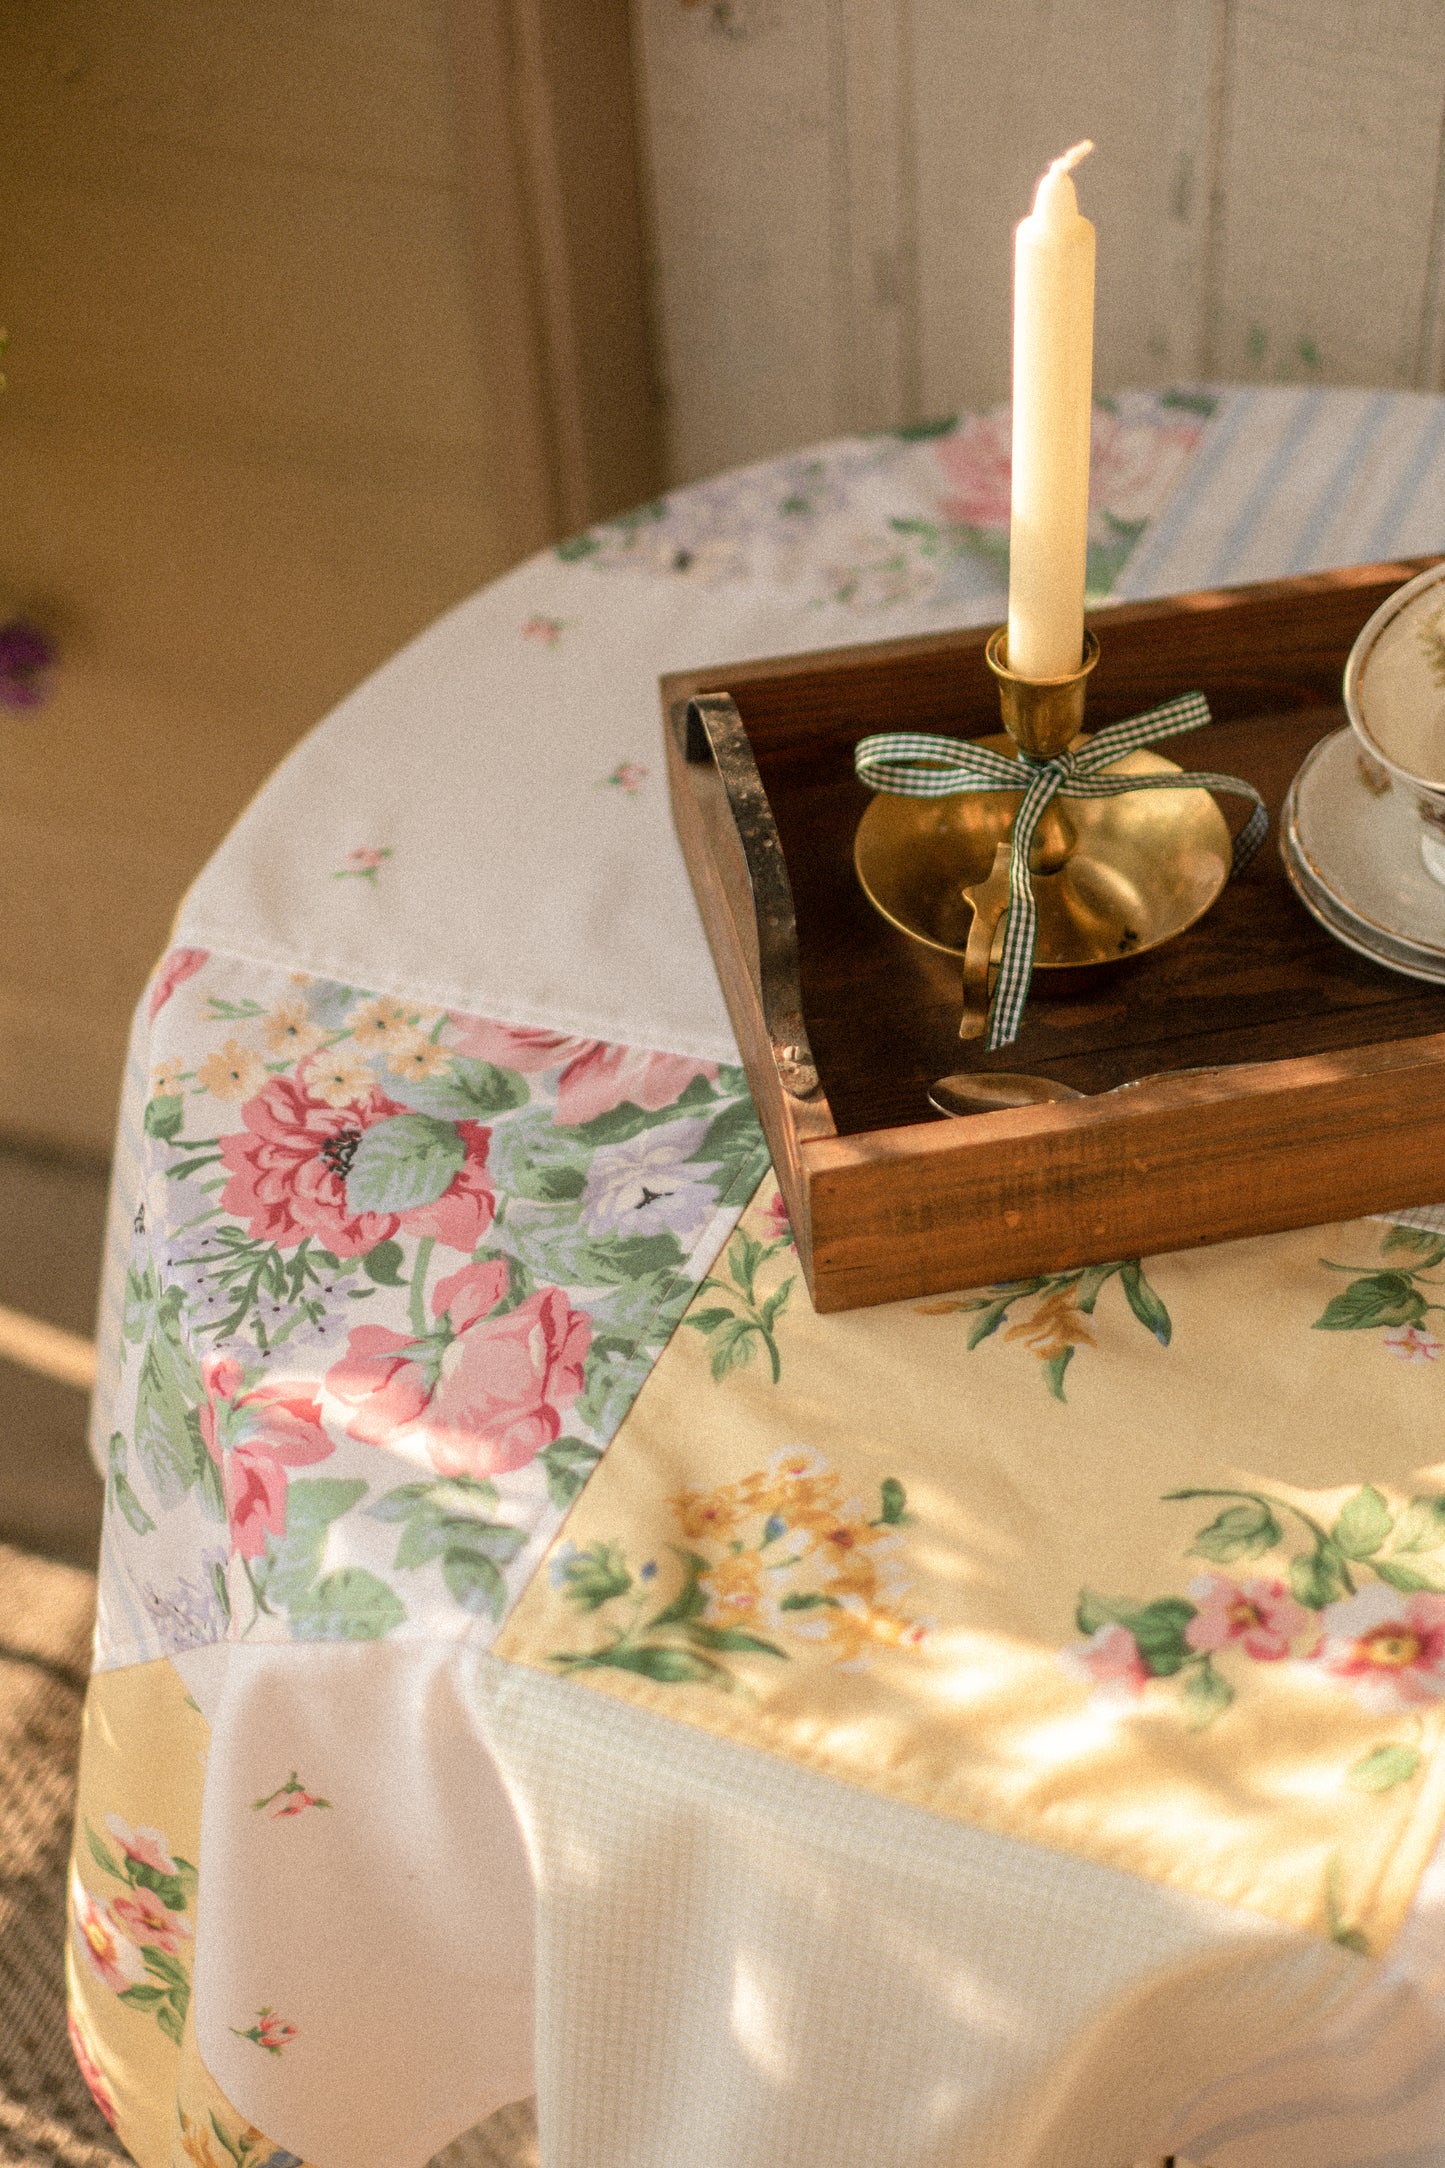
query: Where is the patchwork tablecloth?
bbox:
[67,387,1445,2168]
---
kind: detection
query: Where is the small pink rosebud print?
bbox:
[599,760,648,795]
[251,1771,332,1818]
[333,846,393,883]
[232,2006,298,2056]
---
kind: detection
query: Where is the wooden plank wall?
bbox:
[0,0,658,1162]
[634,0,1445,482]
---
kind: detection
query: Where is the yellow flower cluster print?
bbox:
[918,1255,1171,1400]
[548,1450,925,1688]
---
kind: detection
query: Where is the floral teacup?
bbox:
[1344,561,1445,887]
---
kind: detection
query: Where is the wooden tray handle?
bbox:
[682,693,822,1100]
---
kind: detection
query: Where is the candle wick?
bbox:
[1050,139,1094,178]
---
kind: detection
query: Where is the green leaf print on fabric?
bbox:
[1374,1556,1445,1594]
[875,1477,909,1528]
[1393,1495,1445,1552]
[1084,511,1147,598]
[121,1262,159,1347]
[134,1289,210,1510]
[1348,1743,1423,1792]
[555,1541,633,1611]
[1188,1500,1282,1563]
[252,1477,369,1613]
[486,1108,590,1203]
[289,1568,406,1641]
[144,1092,186,1142]
[1289,1544,1353,1609]
[917,1258,1171,1401]
[1335,1486,1395,1561]
[684,1225,794,1383]
[345,1113,467,1214]
[1318,1272,1430,1331]
[361,1237,406,1286]
[539,1436,602,1508]
[1180,1661,1235,1726]
[1313,1225,1445,1358]
[1325,1856,1371,1955]
[385,1056,530,1123]
[120,1947,191,2044]
[887,415,959,440]
[369,1477,528,1620]
[107,1432,156,1537]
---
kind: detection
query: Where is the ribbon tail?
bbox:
[983,769,1058,1051]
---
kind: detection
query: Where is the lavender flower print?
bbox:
[142,1560,231,1652]
[581,1119,721,1244]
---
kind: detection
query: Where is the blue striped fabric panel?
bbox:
[1117,386,1445,601]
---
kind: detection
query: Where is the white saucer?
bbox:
[1285,727,1445,961]
[1281,822,1445,983]
[1279,803,1445,973]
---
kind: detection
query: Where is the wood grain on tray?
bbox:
[664,561,1445,1312]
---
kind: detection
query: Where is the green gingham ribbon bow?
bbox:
[854,691,1267,1050]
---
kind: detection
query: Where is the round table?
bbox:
[67,386,1445,2168]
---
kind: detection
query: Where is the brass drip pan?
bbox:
[853,733,1232,973]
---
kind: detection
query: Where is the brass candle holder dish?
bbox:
[853,627,1234,1045]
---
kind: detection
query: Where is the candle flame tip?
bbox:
[1052,139,1095,176]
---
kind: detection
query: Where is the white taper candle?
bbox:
[1006,141,1096,682]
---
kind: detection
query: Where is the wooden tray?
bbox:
[663,560,1445,1313]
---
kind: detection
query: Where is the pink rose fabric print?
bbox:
[198,1356,334,1562]
[101,953,766,1662]
[70,1816,195,2047]
[216,1075,496,1256]
[327,1258,592,1479]
[931,390,1209,596]
[811,387,1212,614]
[1065,1483,1445,1747]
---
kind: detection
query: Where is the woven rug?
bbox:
[0,1543,124,2166]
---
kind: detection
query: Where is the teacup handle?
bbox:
[959,842,1013,1041]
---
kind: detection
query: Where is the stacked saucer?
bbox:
[1281,727,1445,983]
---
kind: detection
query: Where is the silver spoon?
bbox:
[928,1072,1083,1117]
[928,1063,1226,1117]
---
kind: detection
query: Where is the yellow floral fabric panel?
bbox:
[67,1657,316,2168]
[496,1188,1445,1955]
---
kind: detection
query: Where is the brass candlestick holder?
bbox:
[853,626,1234,1047]
[986,625,1098,755]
